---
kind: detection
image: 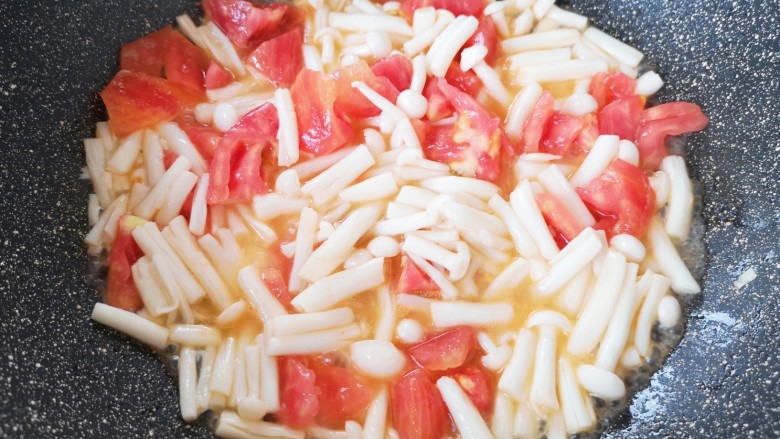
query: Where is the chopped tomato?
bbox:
[434,0,486,17]
[574,112,600,154]
[310,357,374,428]
[164,33,208,95]
[260,267,294,312]
[372,54,413,92]
[450,365,493,417]
[577,159,656,238]
[408,326,476,371]
[589,71,637,108]
[392,369,448,439]
[519,92,554,153]
[207,103,279,204]
[178,115,222,160]
[465,17,499,66]
[101,71,184,137]
[247,27,303,87]
[105,215,146,312]
[202,0,289,48]
[120,27,178,76]
[399,0,430,18]
[423,124,466,164]
[434,79,502,181]
[333,61,400,119]
[277,356,320,429]
[535,193,584,247]
[205,60,233,90]
[539,111,584,157]
[599,95,644,140]
[291,69,354,155]
[397,258,440,298]
[445,63,482,96]
[422,80,453,122]
[635,102,709,170]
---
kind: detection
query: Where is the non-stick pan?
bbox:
[1,0,778,437]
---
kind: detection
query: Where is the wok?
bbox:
[0,0,778,437]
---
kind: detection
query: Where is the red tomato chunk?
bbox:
[392,369,448,439]
[636,102,709,170]
[105,215,146,312]
[291,69,355,156]
[408,326,476,371]
[207,103,279,204]
[277,356,320,428]
[577,159,656,238]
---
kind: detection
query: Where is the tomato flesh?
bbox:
[450,365,493,417]
[310,357,374,428]
[260,267,295,312]
[397,258,441,298]
[291,69,354,155]
[105,215,146,312]
[247,27,303,87]
[202,0,289,48]
[434,79,502,181]
[519,92,554,153]
[178,115,222,160]
[577,159,656,238]
[589,71,637,108]
[207,103,279,204]
[101,71,184,138]
[599,95,644,140]
[465,17,499,66]
[278,356,320,429]
[120,26,177,77]
[635,102,709,170]
[333,61,400,119]
[371,54,413,92]
[392,369,448,439]
[535,193,584,247]
[539,110,584,157]
[205,61,233,90]
[408,326,475,371]
[164,33,208,95]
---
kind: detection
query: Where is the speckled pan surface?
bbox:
[0,0,778,437]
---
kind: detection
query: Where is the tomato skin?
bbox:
[371,54,414,92]
[164,33,208,95]
[397,258,441,298]
[599,95,644,140]
[539,111,584,157]
[277,356,320,429]
[589,71,637,108]
[450,365,493,417]
[635,102,709,170]
[207,103,279,204]
[101,71,183,138]
[465,17,499,66]
[105,215,146,312]
[535,193,584,247]
[202,0,288,48]
[519,92,555,153]
[247,27,303,87]
[120,27,178,77]
[310,357,374,428]
[577,159,656,238]
[291,69,354,155]
[408,326,476,371]
[333,61,400,119]
[392,369,448,439]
